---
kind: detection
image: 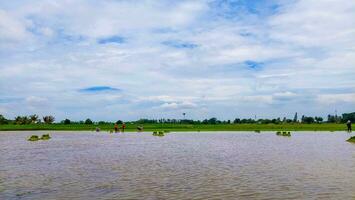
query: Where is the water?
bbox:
[0,131,354,199]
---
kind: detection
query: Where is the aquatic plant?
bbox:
[28,134,51,141]
[276,131,291,137]
[152,131,165,136]
[346,136,355,143]
[28,135,40,141]
[40,134,51,140]
[254,130,261,133]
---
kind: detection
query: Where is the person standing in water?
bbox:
[121,123,126,133]
[347,120,352,132]
[114,123,119,133]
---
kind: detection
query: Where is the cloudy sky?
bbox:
[0,0,354,121]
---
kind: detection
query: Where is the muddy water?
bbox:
[0,131,354,199]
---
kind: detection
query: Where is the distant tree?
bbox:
[208,118,217,124]
[85,118,93,124]
[14,116,22,125]
[240,118,255,123]
[116,120,123,124]
[302,116,314,124]
[286,119,293,123]
[43,115,55,124]
[29,114,39,124]
[14,116,31,125]
[63,119,71,124]
[271,118,281,124]
[314,117,323,123]
[233,118,241,124]
[327,114,341,123]
[342,112,355,123]
[0,114,8,124]
[282,117,287,123]
[293,112,298,122]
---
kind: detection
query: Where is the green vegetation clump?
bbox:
[254,130,261,133]
[346,136,355,143]
[40,134,51,140]
[276,131,291,137]
[28,134,51,141]
[28,135,40,141]
[152,131,165,137]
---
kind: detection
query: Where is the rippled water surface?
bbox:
[1,131,354,199]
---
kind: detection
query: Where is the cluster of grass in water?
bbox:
[152,130,170,137]
[28,134,51,141]
[276,131,291,137]
[347,136,355,143]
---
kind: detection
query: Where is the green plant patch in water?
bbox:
[152,131,165,136]
[276,131,291,137]
[254,130,261,133]
[28,135,40,141]
[40,134,51,140]
[28,134,51,141]
[346,136,355,143]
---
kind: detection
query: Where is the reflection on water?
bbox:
[0,131,354,199]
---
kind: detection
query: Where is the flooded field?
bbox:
[0,131,354,199]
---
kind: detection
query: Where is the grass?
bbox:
[347,136,355,143]
[0,123,347,132]
[27,133,51,141]
[276,131,291,137]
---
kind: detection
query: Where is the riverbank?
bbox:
[0,123,346,132]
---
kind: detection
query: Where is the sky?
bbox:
[0,0,354,122]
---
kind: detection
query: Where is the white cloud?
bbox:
[317,93,355,105]
[160,101,197,110]
[0,9,29,43]
[0,0,354,120]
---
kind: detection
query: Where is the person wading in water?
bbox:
[347,120,352,133]
[114,123,119,133]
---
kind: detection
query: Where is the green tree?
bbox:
[63,119,71,124]
[207,118,217,124]
[14,116,31,125]
[315,116,323,123]
[342,112,355,123]
[233,118,241,124]
[85,118,93,124]
[29,114,39,124]
[43,116,55,124]
[0,114,8,124]
[302,116,314,124]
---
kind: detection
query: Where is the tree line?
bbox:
[0,114,55,125]
[0,112,354,125]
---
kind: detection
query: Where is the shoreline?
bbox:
[0,123,347,132]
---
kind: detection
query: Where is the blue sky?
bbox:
[0,0,354,121]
